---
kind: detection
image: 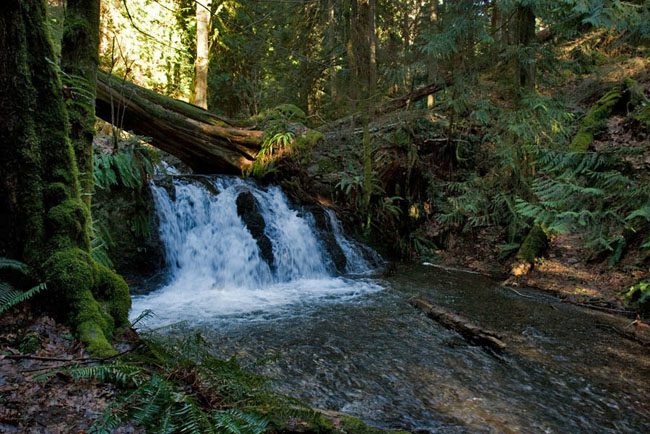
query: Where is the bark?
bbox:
[410,298,507,352]
[61,0,100,205]
[515,4,536,90]
[194,0,210,109]
[426,2,439,109]
[95,71,263,173]
[0,0,129,356]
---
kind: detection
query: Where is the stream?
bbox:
[131,176,650,433]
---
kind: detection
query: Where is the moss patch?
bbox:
[43,248,116,356]
[296,129,324,150]
[94,264,131,328]
[570,85,624,152]
[515,225,548,265]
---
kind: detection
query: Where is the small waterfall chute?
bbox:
[131,176,382,326]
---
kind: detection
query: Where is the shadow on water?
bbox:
[194,265,650,433]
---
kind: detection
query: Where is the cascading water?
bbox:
[131,176,382,326]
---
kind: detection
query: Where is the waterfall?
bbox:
[131,176,382,326]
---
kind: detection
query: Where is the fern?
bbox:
[0,282,47,316]
[93,144,155,192]
[516,148,650,255]
[0,257,46,315]
[42,332,274,434]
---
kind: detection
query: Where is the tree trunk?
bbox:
[0,0,129,356]
[95,71,263,173]
[194,0,210,109]
[515,4,536,90]
[426,1,439,109]
[61,0,100,205]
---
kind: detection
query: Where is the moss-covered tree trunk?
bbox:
[0,0,129,356]
[61,0,100,205]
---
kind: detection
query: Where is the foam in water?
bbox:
[131,176,381,327]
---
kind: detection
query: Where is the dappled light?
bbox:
[1,0,649,432]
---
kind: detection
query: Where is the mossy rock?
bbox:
[624,280,650,316]
[515,225,548,266]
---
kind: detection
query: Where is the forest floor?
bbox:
[0,306,140,434]
[437,232,647,314]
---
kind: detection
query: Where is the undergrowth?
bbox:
[36,315,377,433]
[0,257,47,316]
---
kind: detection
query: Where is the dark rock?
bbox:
[309,206,347,274]
[93,185,166,280]
[153,175,176,201]
[236,191,275,271]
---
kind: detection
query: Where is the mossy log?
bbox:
[569,84,626,152]
[323,80,447,132]
[95,71,263,174]
[409,298,506,351]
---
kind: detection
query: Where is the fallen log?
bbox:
[322,80,448,133]
[95,71,263,174]
[409,297,507,351]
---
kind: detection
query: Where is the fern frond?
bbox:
[0,282,46,315]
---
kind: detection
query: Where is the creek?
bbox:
[131,176,650,433]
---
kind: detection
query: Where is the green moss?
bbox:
[43,248,116,356]
[273,104,307,122]
[94,264,131,328]
[296,129,324,150]
[253,103,308,126]
[43,182,68,207]
[515,225,548,264]
[570,86,623,152]
[570,131,594,153]
[46,198,90,248]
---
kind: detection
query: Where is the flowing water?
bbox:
[131,177,650,433]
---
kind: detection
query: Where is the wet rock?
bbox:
[93,185,166,279]
[236,191,275,271]
[309,206,347,274]
[153,175,176,201]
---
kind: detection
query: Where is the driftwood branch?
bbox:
[410,297,506,351]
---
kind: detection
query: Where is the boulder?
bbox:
[236,191,275,271]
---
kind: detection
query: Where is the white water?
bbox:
[131,176,381,327]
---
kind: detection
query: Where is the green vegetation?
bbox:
[0,258,47,316]
[38,327,393,434]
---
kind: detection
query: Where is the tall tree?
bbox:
[350,0,377,228]
[61,0,101,205]
[515,2,536,90]
[0,0,129,356]
[194,0,211,108]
